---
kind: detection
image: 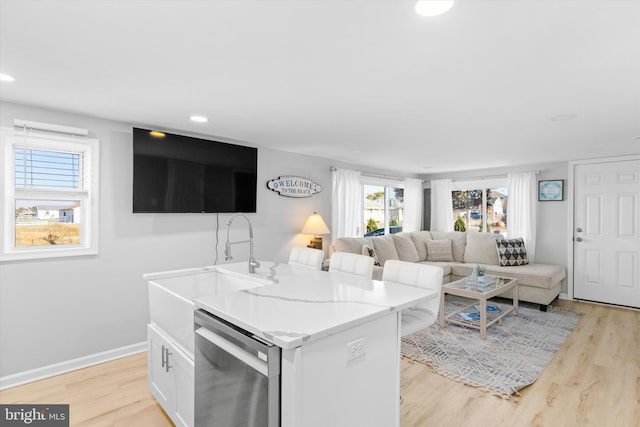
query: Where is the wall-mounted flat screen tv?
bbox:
[133,127,257,213]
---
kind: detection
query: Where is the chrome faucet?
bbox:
[225,214,260,274]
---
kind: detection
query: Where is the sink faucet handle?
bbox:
[248,258,260,273]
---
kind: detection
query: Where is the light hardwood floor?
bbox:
[1,300,638,427]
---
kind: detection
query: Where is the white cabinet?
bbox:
[280,312,401,427]
[148,324,175,411]
[174,349,194,427]
[147,324,194,427]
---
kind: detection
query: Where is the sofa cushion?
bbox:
[429,231,466,262]
[484,263,566,290]
[496,237,529,266]
[392,233,420,263]
[372,265,383,281]
[447,262,475,277]
[334,237,371,255]
[418,261,452,277]
[464,232,500,265]
[426,239,454,262]
[371,235,399,266]
[409,231,432,261]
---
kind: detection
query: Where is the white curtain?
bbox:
[331,168,362,241]
[403,178,423,232]
[430,179,454,231]
[507,171,537,262]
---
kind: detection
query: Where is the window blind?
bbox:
[15,148,81,190]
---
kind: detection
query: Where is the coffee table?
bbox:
[439,275,518,339]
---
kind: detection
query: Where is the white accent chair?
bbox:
[288,247,325,270]
[328,252,375,278]
[382,260,444,336]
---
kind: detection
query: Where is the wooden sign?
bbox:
[267,176,322,198]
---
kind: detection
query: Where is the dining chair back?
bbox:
[328,252,375,278]
[288,247,325,270]
[382,260,444,336]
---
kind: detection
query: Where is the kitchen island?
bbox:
[145,261,437,427]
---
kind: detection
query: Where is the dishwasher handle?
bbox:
[196,327,268,376]
[195,309,272,351]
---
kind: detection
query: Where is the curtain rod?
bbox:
[452,174,508,182]
[330,165,423,182]
[451,170,539,182]
[331,166,537,184]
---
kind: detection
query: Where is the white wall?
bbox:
[532,163,569,271]
[0,101,335,378]
[423,162,570,294]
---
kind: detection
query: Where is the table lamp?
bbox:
[301,212,330,249]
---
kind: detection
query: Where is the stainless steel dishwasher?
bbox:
[194,309,281,427]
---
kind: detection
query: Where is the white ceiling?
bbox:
[1,0,639,175]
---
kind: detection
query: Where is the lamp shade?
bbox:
[301,212,330,235]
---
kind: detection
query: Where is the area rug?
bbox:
[401,296,582,399]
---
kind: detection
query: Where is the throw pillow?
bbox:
[426,239,454,262]
[429,231,466,262]
[361,245,381,266]
[496,237,529,266]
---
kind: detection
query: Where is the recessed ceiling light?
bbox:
[0,73,15,82]
[415,0,454,17]
[550,114,577,122]
[190,115,208,123]
[149,131,166,138]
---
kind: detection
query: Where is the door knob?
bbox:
[575,237,583,242]
[576,228,583,232]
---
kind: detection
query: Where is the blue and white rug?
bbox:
[401,296,582,399]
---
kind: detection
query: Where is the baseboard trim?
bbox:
[0,341,147,391]
[559,292,569,300]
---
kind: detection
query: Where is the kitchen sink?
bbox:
[146,265,270,357]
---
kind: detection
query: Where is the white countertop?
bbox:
[194,262,437,349]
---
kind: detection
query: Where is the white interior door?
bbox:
[573,158,640,308]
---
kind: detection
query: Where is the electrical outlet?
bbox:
[347,337,366,361]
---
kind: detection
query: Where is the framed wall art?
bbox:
[538,179,564,201]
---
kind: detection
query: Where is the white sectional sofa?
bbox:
[329,231,566,311]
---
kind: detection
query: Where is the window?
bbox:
[362,180,404,236]
[452,178,507,236]
[1,126,99,261]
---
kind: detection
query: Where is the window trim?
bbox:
[0,127,100,261]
